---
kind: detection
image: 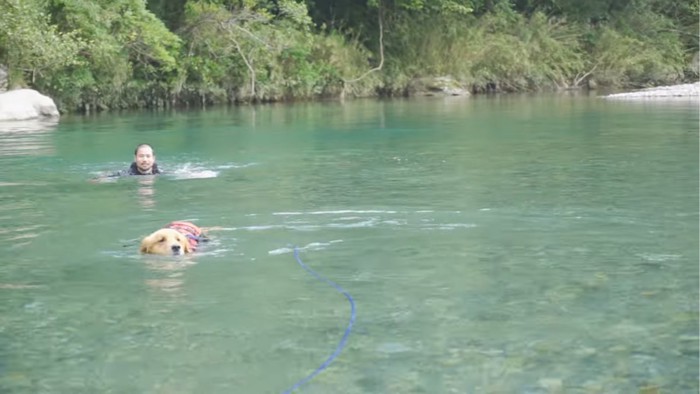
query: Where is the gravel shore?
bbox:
[603,82,699,99]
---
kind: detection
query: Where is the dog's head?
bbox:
[140,228,193,256]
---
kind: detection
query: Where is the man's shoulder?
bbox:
[108,165,141,177]
[130,162,164,175]
[106,162,163,177]
[105,168,130,177]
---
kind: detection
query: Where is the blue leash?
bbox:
[282,247,357,394]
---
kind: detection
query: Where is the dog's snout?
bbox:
[171,244,181,252]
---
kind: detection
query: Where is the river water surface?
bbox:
[0,94,698,393]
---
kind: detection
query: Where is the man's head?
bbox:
[134,144,156,174]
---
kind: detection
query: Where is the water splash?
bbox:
[89,161,255,181]
[166,162,256,179]
[167,162,220,180]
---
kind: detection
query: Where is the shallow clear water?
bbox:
[0,94,698,393]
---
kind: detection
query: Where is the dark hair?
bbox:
[134,143,154,155]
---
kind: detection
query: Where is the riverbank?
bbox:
[603,82,700,99]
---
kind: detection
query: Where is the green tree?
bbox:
[180,0,370,102]
[0,0,83,88]
[44,0,182,109]
[146,0,188,30]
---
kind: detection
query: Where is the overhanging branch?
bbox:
[342,5,384,85]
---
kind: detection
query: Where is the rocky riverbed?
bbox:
[603,82,699,99]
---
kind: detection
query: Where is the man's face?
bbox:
[135,146,155,174]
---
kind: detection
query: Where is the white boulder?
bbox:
[603,82,700,99]
[0,89,60,121]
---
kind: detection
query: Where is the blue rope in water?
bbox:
[282,246,357,394]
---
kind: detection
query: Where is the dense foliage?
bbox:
[0,0,696,111]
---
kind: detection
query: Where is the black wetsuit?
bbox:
[111,162,163,177]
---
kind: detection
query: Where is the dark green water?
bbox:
[0,95,698,393]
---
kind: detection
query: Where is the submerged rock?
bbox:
[538,377,563,393]
[638,384,661,394]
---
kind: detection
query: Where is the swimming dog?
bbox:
[139,221,207,256]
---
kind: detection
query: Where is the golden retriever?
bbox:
[140,221,206,256]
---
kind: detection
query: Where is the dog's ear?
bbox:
[139,235,153,254]
[183,239,193,254]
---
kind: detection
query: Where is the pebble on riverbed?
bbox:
[538,377,564,393]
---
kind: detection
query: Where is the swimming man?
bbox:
[112,143,163,176]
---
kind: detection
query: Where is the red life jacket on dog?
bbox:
[166,221,204,251]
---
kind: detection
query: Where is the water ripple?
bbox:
[0,120,57,156]
[268,240,343,255]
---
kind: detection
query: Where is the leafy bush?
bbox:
[0,0,694,111]
[0,0,84,88]
[588,26,684,87]
[179,1,374,104]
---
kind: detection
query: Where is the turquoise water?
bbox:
[0,95,697,393]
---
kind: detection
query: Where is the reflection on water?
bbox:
[0,118,58,156]
[143,256,198,300]
[0,190,49,250]
[0,117,59,133]
[137,177,156,210]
